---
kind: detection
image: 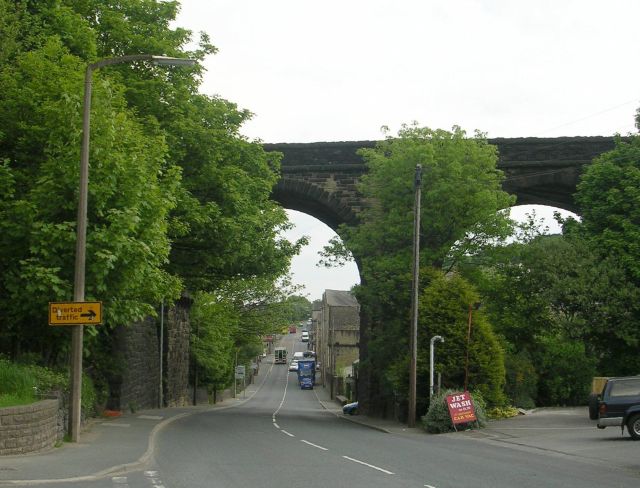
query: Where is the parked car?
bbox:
[288,360,298,372]
[590,376,640,439]
[343,401,358,415]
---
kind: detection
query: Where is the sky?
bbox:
[174,0,640,301]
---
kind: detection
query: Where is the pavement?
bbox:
[1,382,636,485]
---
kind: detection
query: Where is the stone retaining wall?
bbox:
[0,398,63,455]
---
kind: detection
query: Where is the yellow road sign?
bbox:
[49,301,103,326]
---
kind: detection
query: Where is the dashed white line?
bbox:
[301,439,328,451]
[281,430,295,437]
[342,455,394,474]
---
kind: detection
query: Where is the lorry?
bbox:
[296,358,316,389]
[274,347,287,364]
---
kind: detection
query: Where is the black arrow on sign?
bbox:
[80,310,97,320]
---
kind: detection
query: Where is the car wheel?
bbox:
[588,393,599,420]
[627,414,640,440]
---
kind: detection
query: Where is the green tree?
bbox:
[326,124,514,415]
[0,1,304,395]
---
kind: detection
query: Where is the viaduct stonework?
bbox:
[266,137,618,231]
[266,136,619,418]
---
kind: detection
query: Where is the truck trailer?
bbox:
[296,359,316,389]
[274,347,287,364]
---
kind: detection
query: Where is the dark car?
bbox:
[590,376,640,439]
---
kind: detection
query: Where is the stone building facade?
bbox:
[318,290,360,399]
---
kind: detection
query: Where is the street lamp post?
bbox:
[408,164,422,428]
[69,54,195,442]
[429,335,444,399]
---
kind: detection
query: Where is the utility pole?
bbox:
[408,164,422,428]
[464,302,482,392]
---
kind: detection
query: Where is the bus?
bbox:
[274,347,287,364]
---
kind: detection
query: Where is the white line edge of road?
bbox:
[300,440,328,451]
[281,430,295,437]
[342,455,395,475]
[0,358,277,486]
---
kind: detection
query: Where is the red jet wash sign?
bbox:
[446,391,477,424]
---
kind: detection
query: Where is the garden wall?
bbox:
[0,398,63,455]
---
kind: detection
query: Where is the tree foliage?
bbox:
[327,125,513,413]
[0,0,302,380]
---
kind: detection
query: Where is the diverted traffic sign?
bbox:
[49,301,103,326]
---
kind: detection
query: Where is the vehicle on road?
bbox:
[288,360,298,372]
[275,347,287,364]
[301,331,309,342]
[590,376,640,439]
[343,402,358,415]
[289,325,296,334]
[296,358,316,389]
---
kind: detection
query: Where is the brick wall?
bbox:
[0,398,63,455]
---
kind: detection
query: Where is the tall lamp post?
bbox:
[70,54,196,442]
[408,164,422,428]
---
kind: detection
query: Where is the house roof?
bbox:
[323,289,359,307]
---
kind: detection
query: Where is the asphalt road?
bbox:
[6,333,639,488]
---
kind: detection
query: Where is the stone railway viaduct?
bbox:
[108,136,619,417]
[266,136,618,231]
[266,136,618,416]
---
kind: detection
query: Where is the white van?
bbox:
[301,331,309,342]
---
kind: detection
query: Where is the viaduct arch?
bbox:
[266,136,619,416]
[266,136,619,230]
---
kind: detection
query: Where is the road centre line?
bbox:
[342,455,394,474]
[273,422,280,429]
[301,439,328,451]
[424,485,437,488]
[281,430,295,437]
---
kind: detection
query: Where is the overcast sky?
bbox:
[175,0,639,300]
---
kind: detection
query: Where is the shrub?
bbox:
[534,335,596,406]
[422,388,487,433]
[487,405,519,419]
[0,359,97,415]
[0,359,36,407]
[505,350,538,409]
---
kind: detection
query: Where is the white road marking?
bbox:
[301,440,328,451]
[144,470,165,487]
[273,422,280,429]
[342,455,395,475]
[100,423,131,427]
[425,485,437,488]
[111,476,128,483]
[137,415,163,420]
[281,430,295,437]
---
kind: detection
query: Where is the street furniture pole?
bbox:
[408,164,422,428]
